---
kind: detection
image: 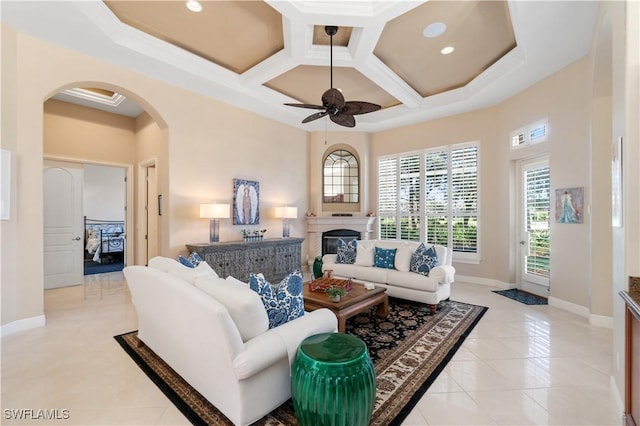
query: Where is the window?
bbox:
[379,143,479,261]
[511,120,548,148]
[323,149,359,203]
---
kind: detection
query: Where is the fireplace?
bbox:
[322,229,361,255]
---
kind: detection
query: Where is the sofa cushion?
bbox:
[350,265,390,283]
[336,238,357,264]
[394,246,413,272]
[327,263,357,278]
[374,247,397,269]
[410,243,439,276]
[249,270,305,329]
[354,241,374,266]
[387,270,439,292]
[194,275,269,342]
[148,256,218,284]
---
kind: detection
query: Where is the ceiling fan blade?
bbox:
[330,113,355,128]
[302,110,329,123]
[342,101,382,116]
[284,103,325,110]
[322,88,345,109]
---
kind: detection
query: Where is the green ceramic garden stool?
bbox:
[313,255,323,279]
[291,332,376,426]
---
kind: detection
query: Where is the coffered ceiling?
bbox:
[1,1,599,132]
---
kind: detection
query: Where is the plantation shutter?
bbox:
[424,150,449,246]
[451,145,478,253]
[525,165,550,278]
[399,155,421,240]
[378,158,398,239]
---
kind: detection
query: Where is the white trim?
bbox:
[1,315,46,338]
[548,296,590,318]
[611,376,624,417]
[589,313,613,329]
[455,274,513,289]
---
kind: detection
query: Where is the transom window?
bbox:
[511,120,548,148]
[378,142,479,262]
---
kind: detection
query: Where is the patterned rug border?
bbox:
[114,299,488,425]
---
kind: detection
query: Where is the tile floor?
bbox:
[1,272,623,425]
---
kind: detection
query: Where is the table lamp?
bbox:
[275,206,297,238]
[200,203,229,243]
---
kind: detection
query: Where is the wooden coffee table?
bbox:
[303,279,389,332]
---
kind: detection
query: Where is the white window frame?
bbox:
[378,142,480,263]
[510,119,549,150]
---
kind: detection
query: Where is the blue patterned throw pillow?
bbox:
[177,255,195,268]
[336,238,357,264]
[188,251,203,266]
[410,243,439,276]
[249,270,304,328]
[373,247,397,269]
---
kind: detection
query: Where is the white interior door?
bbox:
[43,161,83,289]
[518,157,551,296]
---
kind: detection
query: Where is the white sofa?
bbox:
[322,240,455,314]
[123,257,337,426]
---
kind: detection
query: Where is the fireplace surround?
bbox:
[321,229,361,256]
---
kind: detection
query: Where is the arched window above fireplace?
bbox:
[323,149,359,203]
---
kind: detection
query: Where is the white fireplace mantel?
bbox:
[306,216,376,260]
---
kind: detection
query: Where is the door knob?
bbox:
[73,237,81,241]
[519,240,526,245]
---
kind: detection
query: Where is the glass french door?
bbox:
[518,157,550,293]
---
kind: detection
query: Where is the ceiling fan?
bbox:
[284,26,381,128]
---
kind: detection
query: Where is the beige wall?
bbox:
[44,99,136,163]
[0,28,309,330]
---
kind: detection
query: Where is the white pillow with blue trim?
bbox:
[249,270,304,328]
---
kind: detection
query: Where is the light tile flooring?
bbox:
[1,272,623,425]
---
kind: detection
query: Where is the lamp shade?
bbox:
[275,206,297,219]
[200,203,229,219]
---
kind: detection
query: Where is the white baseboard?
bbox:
[455,274,514,289]
[589,313,614,329]
[1,315,46,338]
[548,296,590,318]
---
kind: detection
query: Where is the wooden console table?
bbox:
[186,238,304,283]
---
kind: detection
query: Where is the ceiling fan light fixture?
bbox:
[185,0,202,13]
[423,22,447,38]
[283,26,381,128]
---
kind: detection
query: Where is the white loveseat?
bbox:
[123,257,337,426]
[322,240,455,314]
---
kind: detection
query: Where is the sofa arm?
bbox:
[232,309,337,380]
[430,265,456,284]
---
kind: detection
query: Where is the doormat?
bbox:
[115,298,487,425]
[492,288,548,305]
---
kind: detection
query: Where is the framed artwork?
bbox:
[612,137,622,227]
[233,179,259,225]
[555,186,583,224]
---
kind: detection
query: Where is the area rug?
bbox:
[492,288,548,305]
[114,298,487,426]
[84,260,124,275]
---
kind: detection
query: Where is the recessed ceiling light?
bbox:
[423,22,446,38]
[186,0,202,13]
[441,46,455,55]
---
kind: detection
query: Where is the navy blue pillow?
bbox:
[410,243,439,276]
[336,238,357,264]
[374,247,397,269]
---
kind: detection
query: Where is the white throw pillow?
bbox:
[165,260,218,284]
[355,242,374,266]
[148,256,179,272]
[394,246,412,272]
[194,275,269,342]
